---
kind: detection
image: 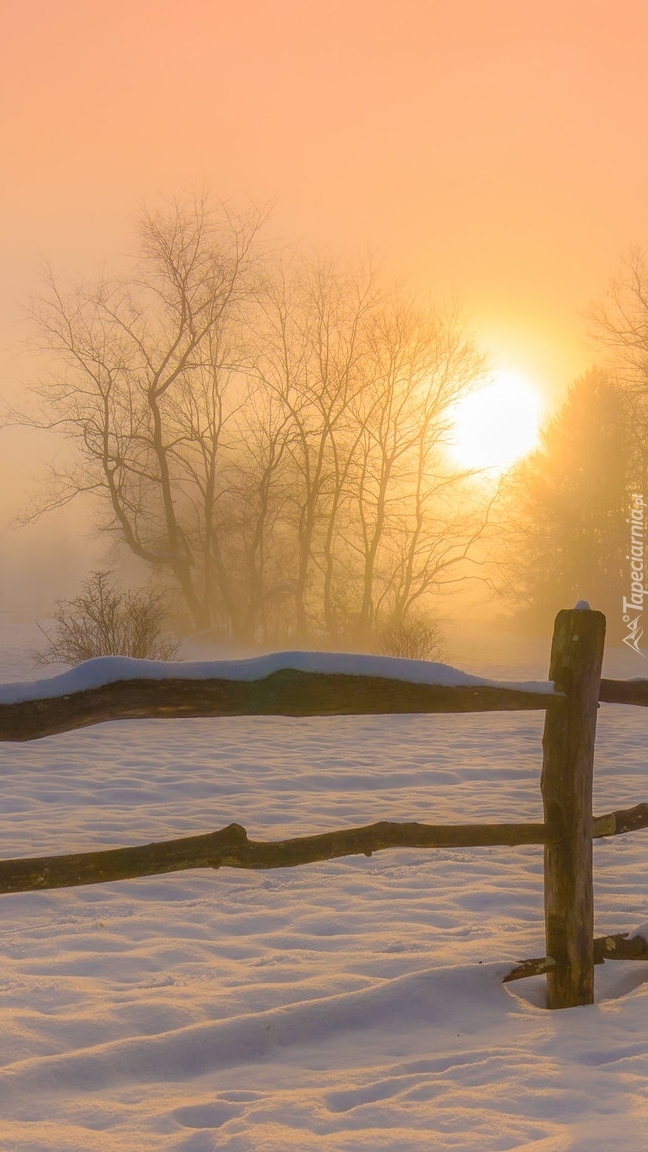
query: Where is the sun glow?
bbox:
[449,370,542,472]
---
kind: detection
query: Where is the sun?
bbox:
[448,370,542,472]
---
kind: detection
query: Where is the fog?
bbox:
[2,1,648,660]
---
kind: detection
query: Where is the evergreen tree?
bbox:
[498,369,632,637]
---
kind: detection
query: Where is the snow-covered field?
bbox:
[1,622,647,1151]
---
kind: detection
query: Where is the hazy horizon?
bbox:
[2,0,647,631]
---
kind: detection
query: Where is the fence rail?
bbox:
[1,670,647,744]
[0,675,558,742]
[2,607,648,1010]
[2,802,647,896]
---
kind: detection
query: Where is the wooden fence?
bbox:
[1,605,648,1011]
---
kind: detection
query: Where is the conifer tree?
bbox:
[498,368,631,637]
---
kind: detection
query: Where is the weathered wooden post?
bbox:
[541,605,606,1009]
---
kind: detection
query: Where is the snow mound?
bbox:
[0,650,558,705]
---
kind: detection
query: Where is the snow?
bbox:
[0,650,559,706]
[0,623,647,1150]
[629,922,648,942]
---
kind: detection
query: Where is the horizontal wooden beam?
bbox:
[2,670,648,743]
[0,818,555,894]
[600,678,648,706]
[0,670,557,742]
[2,797,646,896]
[593,932,648,962]
[592,802,648,838]
[504,931,648,982]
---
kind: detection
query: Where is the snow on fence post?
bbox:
[541,606,606,1009]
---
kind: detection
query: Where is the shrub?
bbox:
[376,616,446,662]
[37,571,179,665]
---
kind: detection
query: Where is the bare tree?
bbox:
[19,199,491,649]
[246,269,490,645]
[215,382,293,642]
[344,297,488,642]
[22,196,267,631]
[587,248,648,495]
[587,249,648,391]
[249,255,380,640]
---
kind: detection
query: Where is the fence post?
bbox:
[541,606,606,1009]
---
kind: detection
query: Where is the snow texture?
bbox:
[0,623,647,1151]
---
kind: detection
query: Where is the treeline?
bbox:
[24,199,648,650]
[24,199,491,647]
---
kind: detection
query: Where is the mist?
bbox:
[3,1,648,668]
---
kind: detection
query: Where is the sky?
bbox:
[2,0,648,606]
[3,0,648,391]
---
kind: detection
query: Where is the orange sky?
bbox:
[3,0,648,403]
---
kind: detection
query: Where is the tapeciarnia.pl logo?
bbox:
[622,492,645,656]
